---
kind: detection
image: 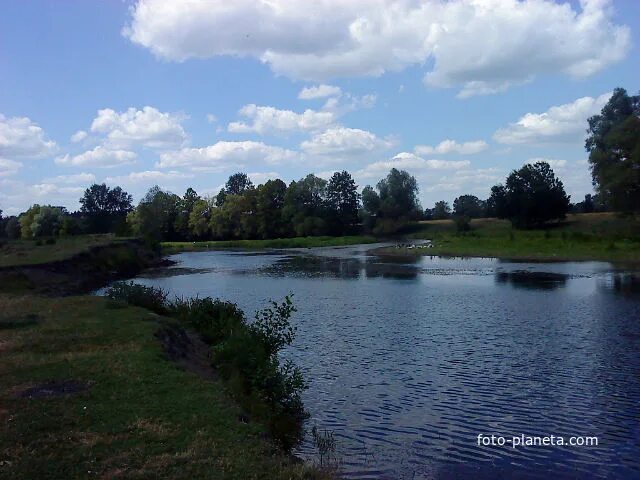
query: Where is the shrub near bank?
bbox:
[106,282,307,449]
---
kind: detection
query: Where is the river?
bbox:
[125,244,640,479]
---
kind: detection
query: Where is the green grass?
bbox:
[162,235,378,253]
[0,294,330,479]
[396,213,640,262]
[0,234,130,268]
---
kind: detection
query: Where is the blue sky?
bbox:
[1,0,638,215]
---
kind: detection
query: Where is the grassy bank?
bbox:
[0,234,131,268]
[162,235,378,253]
[394,213,640,262]
[0,293,329,479]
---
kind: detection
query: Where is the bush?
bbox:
[105,285,307,450]
[210,295,308,449]
[105,281,168,314]
[169,297,246,344]
[454,215,471,233]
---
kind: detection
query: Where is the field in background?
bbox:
[162,235,378,253]
[403,213,640,262]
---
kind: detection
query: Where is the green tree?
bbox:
[174,187,201,240]
[360,185,380,231]
[4,216,20,239]
[432,200,451,220]
[256,179,288,239]
[19,205,65,238]
[128,186,180,243]
[326,171,360,235]
[453,195,484,218]
[490,162,570,228]
[79,183,133,233]
[282,175,328,236]
[586,89,640,213]
[188,198,215,238]
[377,168,420,220]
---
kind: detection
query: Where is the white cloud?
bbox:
[301,127,393,157]
[89,106,188,149]
[105,170,194,185]
[299,84,342,100]
[157,141,299,169]
[228,104,335,135]
[525,158,568,169]
[355,152,470,179]
[321,93,377,116]
[0,113,57,159]
[415,139,488,156]
[0,180,85,215]
[42,173,96,185]
[70,130,88,143]
[55,146,137,168]
[124,0,630,96]
[247,172,281,185]
[0,158,22,177]
[493,92,612,145]
[206,113,217,124]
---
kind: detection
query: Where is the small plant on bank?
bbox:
[105,281,168,314]
[311,426,337,467]
[169,296,246,344]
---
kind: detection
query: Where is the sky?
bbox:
[0,0,638,216]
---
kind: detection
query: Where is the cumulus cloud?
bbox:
[124,0,630,96]
[88,106,188,149]
[55,146,137,168]
[157,141,299,169]
[0,180,85,215]
[228,104,335,135]
[299,84,342,100]
[415,139,488,156]
[42,172,96,185]
[0,113,57,159]
[0,158,22,177]
[105,170,194,185]
[355,152,470,179]
[70,130,88,143]
[525,158,568,169]
[247,172,281,185]
[301,127,393,157]
[494,92,612,145]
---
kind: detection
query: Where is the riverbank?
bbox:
[0,236,332,479]
[162,235,378,253]
[380,213,640,262]
[0,294,330,479]
[0,236,164,295]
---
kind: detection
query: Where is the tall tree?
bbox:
[174,187,201,240]
[586,88,640,213]
[453,195,484,218]
[19,205,65,238]
[377,168,420,220]
[490,162,570,228]
[326,171,360,235]
[432,200,451,220]
[216,173,254,207]
[282,175,328,236]
[256,179,288,239]
[128,186,180,243]
[79,183,133,233]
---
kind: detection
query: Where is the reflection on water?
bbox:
[495,271,569,290]
[125,246,640,479]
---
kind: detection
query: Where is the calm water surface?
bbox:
[128,245,640,479]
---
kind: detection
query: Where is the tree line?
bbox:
[1,87,637,241]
